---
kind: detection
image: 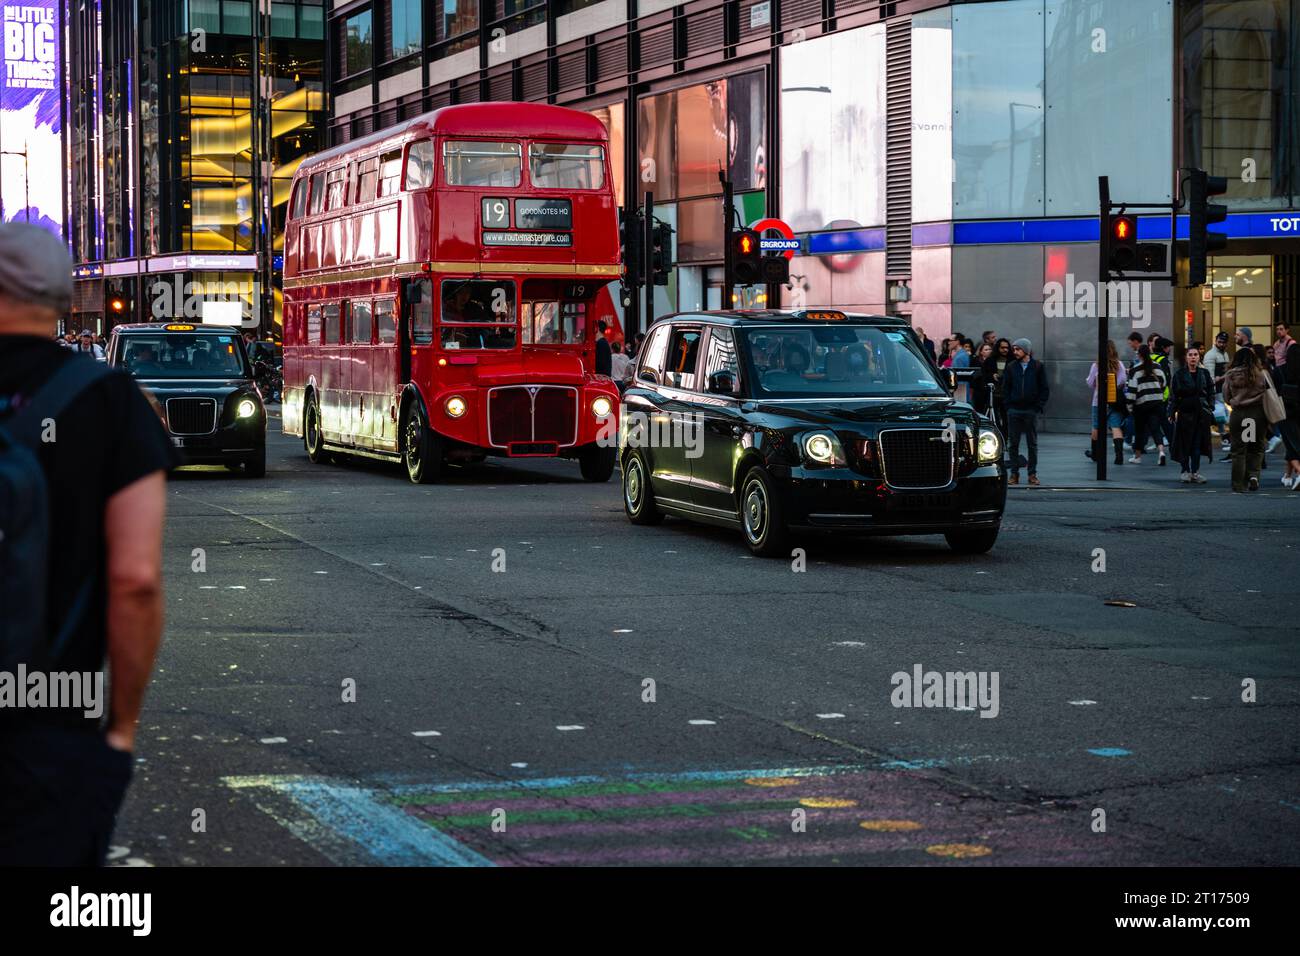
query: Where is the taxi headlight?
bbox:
[445,396,467,418]
[236,398,258,419]
[977,427,1001,463]
[592,396,613,419]
[802,431,844,466]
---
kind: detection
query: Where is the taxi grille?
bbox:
[166,397,217,435]
[878,429,954,489]
[488,387,578,448]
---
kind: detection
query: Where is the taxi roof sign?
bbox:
[804,310,847,322]
[165,324,196,331]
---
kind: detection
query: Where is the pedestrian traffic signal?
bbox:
[618,209,640,285]
[760,254,790,285]
[1187,168,1228,286]
[1108,214,1138,272]
[733,228,761,284]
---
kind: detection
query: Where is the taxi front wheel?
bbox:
[623,450,663,525]
[739,466,789,558]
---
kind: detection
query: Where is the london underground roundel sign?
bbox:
[750,218,798,259]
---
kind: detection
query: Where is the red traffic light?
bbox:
[110,298,125,312]
[737,233,755,255]
[1112,216,1134,242]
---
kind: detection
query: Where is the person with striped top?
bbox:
[1124,345,1168,466]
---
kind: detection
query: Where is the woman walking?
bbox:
[1170,346,1215,483]
[1222,348,1269,492]
[982,338,1012,436]
[1124,346,1168,466]
[1086,339,1128,465]
[1276,340,1300,489]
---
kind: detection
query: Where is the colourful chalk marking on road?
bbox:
[1087,747,1132,758]
[226,763,1125,866]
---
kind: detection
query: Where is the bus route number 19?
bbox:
[482,198,509,228]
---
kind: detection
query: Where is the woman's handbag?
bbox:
[1262,376,1287,425]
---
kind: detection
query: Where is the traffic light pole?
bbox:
[720,172,734,303]
[644,191,655,330]
[1097,177,1111,482]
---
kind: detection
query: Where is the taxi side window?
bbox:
[638,325,670,382]
[702,327,741,393]
[664,329,702,390]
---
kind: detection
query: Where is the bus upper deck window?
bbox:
[308,171,326,215]
[290,180,307,220]
[356,157,379,203]
[443,140,522,188]
[405,139,435,190]
[379,150,402,197]
[529,143,605,190]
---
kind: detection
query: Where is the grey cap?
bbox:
[1012,337,1032,353]
[0,222,73,312]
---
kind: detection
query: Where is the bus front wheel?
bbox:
[577,443,616,482]
[403,401,444,484]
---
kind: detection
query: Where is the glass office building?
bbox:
[65,0,327,337]
[325,0,1300,427]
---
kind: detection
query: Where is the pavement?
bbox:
[105,424,1300,867]
[1006,430,1297,493]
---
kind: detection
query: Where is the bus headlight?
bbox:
[592,396,613,419]
[977,428,1001,463]
[236,398,258,419]
[445,396,467,418]
[802,431,845,466]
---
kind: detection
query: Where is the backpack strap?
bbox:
[0,356,113,448]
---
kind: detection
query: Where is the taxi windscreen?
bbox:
[117,333,251,378]
[742,326,946,398]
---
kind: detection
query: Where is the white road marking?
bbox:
[556,725,585,732]
[1068,700,1098,705]
[688,719,717,725]
[510,762,528,768]
[817,713,846,719]
[612,628,633,633]
[832,641,865,647]
[226,585,247,590]
[411,731,442,737]
[260,737,287,744]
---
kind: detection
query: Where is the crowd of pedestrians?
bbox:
[917,320,1300,493]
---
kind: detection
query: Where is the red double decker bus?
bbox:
[281,103,621,483]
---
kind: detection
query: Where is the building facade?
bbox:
[324,0,1299,428]
[63,0,328,336]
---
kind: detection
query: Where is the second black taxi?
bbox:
[619,310,1005,556]
[107,323,268,477]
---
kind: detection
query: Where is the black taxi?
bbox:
[619,310,1005,556]
[106,323,267,477]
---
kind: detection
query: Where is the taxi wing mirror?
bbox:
[706,370,736,395]
[638,368,658,385]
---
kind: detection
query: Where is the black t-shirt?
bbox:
[0,336,177,726]
[595,336,612,376]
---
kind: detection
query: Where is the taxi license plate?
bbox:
[171,436,185,447]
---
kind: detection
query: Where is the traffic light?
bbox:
[733,228,761,284]
[1108,214,1137,272]
[109,296,126,315]
[651,221,674,286]
[1187,168,1228,287]
[618,208,640,286]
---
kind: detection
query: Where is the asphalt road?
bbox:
[109,425,1300,866]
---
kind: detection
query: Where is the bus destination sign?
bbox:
[483,231,573,247]
[514,199,572,230]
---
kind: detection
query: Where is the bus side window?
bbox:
[379,150,402,197]
[350,300,373,344]
[290,180,307,220]
[356,157,379,204]
[325,167,347,210]
[323,303,341,343]
[307,305,322,343]
[308,172,326,215]
[405,139,434,190]
[376,300,397,344]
